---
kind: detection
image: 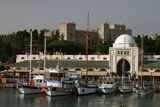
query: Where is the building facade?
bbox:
[10,34,160,79]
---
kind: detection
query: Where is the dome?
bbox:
[115,34,135,44]
[113,34,137,48]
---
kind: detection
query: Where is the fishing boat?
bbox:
[72,12,98,95]
[17,31,49,94]
[44,64,79,96]
[98,78,117,94]
[17,30,47,94]
[18,75,46,94]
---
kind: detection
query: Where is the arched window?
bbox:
[88,69,94,71]
[100,69,106,71]
[79,57,82,60]
[143,70,149,72]
[67,57,71,60]
[75,69,81,71]
[91,57,95,60]
[103,57,107,60]
[55,57,59,60]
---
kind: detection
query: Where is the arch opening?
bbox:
[117,59,130,77]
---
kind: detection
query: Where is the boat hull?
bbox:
[135,88,153,95]
[18,86,42,94]
[77,86,97,95]
[99,87,115,94]
[45,87,72,96]
[119,86,132,93]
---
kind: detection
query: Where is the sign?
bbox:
[1,78,7,83]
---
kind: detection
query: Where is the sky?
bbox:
[0,0,160,36]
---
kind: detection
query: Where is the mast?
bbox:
[141,34,144,84]
[122,37,126,86]
[29,29,32,81]
[44,36,46,72]
[85,12,89,84]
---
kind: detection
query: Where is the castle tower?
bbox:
[98,22,109,44]
[60,22,76,41]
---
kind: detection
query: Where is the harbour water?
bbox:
[0,88,160,107]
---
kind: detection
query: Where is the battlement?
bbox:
[109,24,126,30]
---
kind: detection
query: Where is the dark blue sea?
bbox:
[0,88,160,107]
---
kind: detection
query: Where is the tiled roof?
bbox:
[144,61,160,68]
[11,60,109,68]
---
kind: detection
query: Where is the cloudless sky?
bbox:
[0,0,160,36]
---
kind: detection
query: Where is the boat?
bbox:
[134,83,153,95]
[44,64,79,96]
[134,35,153,95]
[17,30,47,94]
[72,12,98,96]
[118,37,132,94]
[18,75,47,94]
[98,78,117,94]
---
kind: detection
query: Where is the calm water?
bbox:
[0,88,160,107]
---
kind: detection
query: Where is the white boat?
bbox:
[76,85,98,95]
[17,31,47,94]
[119,86,132,93]
[99,78,117,94]
[44,66,79,96]
[134,83,153,95]
[18,75,47,94]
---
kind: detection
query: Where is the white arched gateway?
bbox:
[109,34,139,76]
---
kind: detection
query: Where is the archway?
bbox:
[117,59,130,76]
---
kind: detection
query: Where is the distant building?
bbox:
[59,22,132,45]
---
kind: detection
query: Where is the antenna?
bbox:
[85,11,89,84]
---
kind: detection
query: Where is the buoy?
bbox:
[41,88,45,93]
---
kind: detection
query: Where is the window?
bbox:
[118,51,120,55]
[157,58,160,60]
[79,57,82,60]
[103,57,107,60]
[91,57,95,60]
[121,51,123,55]
[67,57,71,60]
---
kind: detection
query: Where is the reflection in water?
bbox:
[0,88,160,107]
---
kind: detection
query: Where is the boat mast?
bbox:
[122,37,126,86]
[29,29,32,81]
[85,12,89,84]
[141,34,144,84]
[44,35,46,72]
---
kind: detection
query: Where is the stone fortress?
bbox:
[59,22,132,44]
